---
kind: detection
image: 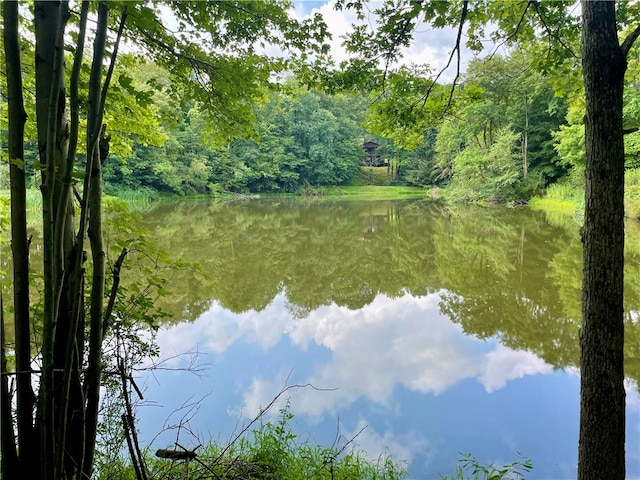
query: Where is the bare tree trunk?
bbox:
[56,3,89,476]
[83,5,127,476]
[3,1,34,474]
[34,1,71,478]
[578,2,627,479]
[1,294,18,479]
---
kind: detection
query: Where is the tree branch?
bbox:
[381,6,418,88]
[96,7,127,147]
[418,0,468,114]
[531,1,578,59]
[119,360,149,480]
[621,24,640,56]
[103,247,128,336]
[134,25,221,74]
[488,1,533,59]
[212,375,336,468]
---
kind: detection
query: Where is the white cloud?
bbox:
[206,291,555,419]
[479,345,553,393]
[341,419,432,466]
[156,295,295,357]
[292,0,473,82]
[236,374,293,419]
[626,380,640,409]
[283,294,481,416]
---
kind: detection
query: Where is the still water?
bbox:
[132,198,640,479]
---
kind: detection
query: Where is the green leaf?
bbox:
[9,157,25,170]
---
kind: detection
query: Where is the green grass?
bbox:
[531,168,640,221]
[1,186,162,217]
[353,166,393,186]
[95,404,533,480]
[625,168,640,219]
[0,188,42,209]
[105,185,160,203]
[96,406,407,480]
[529,180,583,221]
[0,188,45,228]
[529,196,578,214]
[321,185,426,200]
[441,452,532,480]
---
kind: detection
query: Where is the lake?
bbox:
[126,197,640,479]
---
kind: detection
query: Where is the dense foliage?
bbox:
[103,85,370,195]
[5,43,640,207]
[63,47,635,208]
[96,51,572,200]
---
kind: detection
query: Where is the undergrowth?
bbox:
[95,405,407,480]
[531,167,640,221]
[440,452,533,480]
[95,403,534,480]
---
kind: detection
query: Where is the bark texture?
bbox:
[3,1,34,475]
[579,2,626,479]
[2,2,119,478]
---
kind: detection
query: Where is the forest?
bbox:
[4,40,640,212]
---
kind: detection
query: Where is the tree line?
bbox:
[5,43,640,206]
[53,48,638,208]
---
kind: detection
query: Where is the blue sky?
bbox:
[294,0,328,16]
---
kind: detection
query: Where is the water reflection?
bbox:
[141,199,639,383]
[172,291,552,414]
[141,288,638,478]
[132,198,639,479]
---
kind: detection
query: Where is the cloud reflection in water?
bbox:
[156,290,553,418]
[145,289,640,478]
[216,291,553,418]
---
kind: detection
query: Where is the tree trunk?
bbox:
[83,5,127,476]
[578,2,626,479]
[1,295,18,480]
[34,1,71,477]
[57,2,89,474]
[3,1,35,474]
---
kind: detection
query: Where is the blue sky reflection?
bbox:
[137,290,640,479]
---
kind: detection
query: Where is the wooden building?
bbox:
[362,141,387,167]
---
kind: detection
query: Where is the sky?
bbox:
[290,0,476,82]
[156,0,477,83]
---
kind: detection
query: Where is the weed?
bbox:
[96,406,407,480]
[441,452,533,480]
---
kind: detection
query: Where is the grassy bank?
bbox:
[320,185,426,200]
[351,166,395,186]
[97,407,407,480]
[530,168,640,222]
[0,188,45,228]
[529,181,583,221]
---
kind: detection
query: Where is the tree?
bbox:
[1,2,328,479]
[447,127,522,203]
[578,4,636,478]
[333,0,640,478]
